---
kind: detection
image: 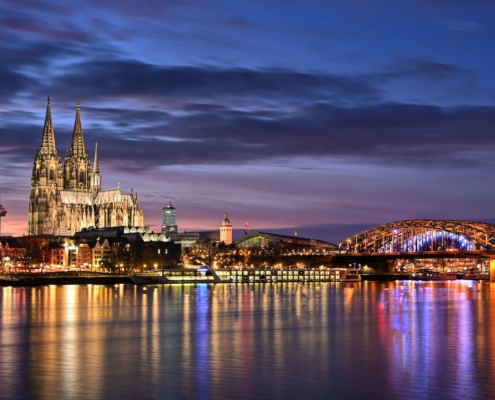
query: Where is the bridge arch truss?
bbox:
[340,219,495,254]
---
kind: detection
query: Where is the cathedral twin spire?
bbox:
[70,101,86,156]
[37,97,99,191]
[39,97,57,155]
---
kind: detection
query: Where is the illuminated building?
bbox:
[161,200,177,233]
[220,212,233,245]
[236,231,337,251]
[77,241,92,268]
[28,98,144,235]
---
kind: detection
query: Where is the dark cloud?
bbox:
[0,65,36,97]
[0,41,86,101]
[5,96,495,172]
[444,20,484,32]
[383,59,473,82]
[49,61,380,104]
[2,49,493,173]
[78,103,495,171]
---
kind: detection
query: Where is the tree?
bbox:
[106,240,131,274]
[140,245,163,271]
[16,236,50,273]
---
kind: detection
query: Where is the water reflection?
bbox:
[1,282,495,399]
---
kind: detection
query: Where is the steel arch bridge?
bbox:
[340,219,495,254]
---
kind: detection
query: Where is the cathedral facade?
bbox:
[28,98,144,236]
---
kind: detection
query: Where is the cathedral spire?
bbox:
[30,97,63,235]
[64,101,91,190]
[70,101,86,155]
[93,141,99,173]
[90,141,102,193]
[40,97,57,154]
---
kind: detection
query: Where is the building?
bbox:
[91,238,111,268]
[0,238,26,265]
[161,200,177,233]
[167,231,201,248]
[169,212,232,250]
[76,241,92,268]
[49,241,65,266]
[74,226,181,269]
[236,231,338,253]
[220,212,233,245]
[28,98,144,236]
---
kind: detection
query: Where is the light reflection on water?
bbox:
[1,281,495,399]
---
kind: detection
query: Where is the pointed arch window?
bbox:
[49,169,54,181]
[79,170,85,183]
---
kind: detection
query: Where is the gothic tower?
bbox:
[64,102,91,190]
[28,97,64,235]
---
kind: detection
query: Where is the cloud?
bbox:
[49,61,380,104]
[79,102,495,171]
[0,65,36,98]
[383,59,473,82]
[1,47,493,174]
[444,20,484,32]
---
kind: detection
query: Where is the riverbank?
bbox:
[0,274,131,286]
[0,272,483,287]
[0,272,414,286]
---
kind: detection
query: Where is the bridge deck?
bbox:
[334,250,495,260]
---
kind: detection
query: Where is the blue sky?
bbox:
[1,0,495,243]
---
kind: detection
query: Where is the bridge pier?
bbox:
[490,259,495,282]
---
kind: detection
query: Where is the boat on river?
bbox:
[130,267,362,284]
[0,275,43,286]
[463,271,489,281]
[413,269,457,281]
[130,267,217,284]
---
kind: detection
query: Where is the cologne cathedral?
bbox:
[28,98,144,236]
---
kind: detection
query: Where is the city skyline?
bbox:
[1,0,495,243]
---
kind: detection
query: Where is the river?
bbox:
[1,281,495,399]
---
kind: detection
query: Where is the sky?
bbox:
[1,0,495,244]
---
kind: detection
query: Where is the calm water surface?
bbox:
[1,281,495,399]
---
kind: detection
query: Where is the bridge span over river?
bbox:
[332,219,495,278]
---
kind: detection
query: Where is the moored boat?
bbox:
[463,271,489,280]
[130,267,362,284]
[130,268,217,284]
[341,268,362,282]
[0,275,44,286]
[413,269,457,281]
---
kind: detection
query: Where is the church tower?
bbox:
[28,97,64,235]
[220,212,233,245]
[64,102,91,190]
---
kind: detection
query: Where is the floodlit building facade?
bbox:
[220,212,233,245]
[28,98,144,236]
